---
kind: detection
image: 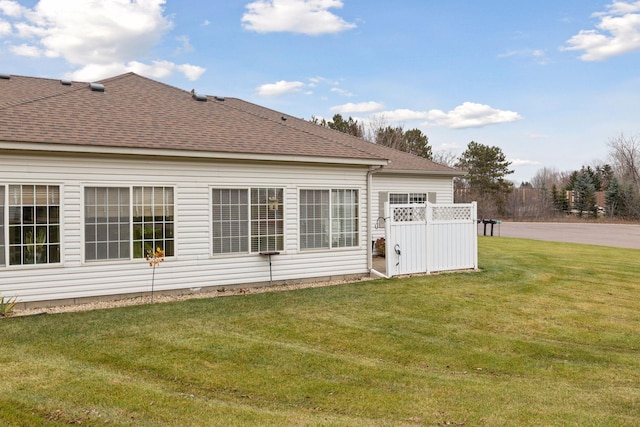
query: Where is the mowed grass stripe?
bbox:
[1,237,639,426]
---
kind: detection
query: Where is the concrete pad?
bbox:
[491,222,640,250]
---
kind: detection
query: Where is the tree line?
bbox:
[311,114,514,218]
[311,115,640,220]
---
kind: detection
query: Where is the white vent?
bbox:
[0,73,10,80]
[89,82,104,92]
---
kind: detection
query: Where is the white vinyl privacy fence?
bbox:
[384,202,477,276]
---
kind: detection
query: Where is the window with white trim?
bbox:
[212,187,284,254]
[85,187,130,261]
[300,189,359,250]
[250,188,284,253]
[212,188,249,254]
[84,186,174,261]
[133,187,174,259]
[4,185,60,266]
[389,192,427,204]
[0,186,4,267]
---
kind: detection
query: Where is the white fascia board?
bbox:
[378,168,466,177]
[0,141,388,167]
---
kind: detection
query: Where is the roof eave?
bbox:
[379,167,465,177]
[0,140,389,167]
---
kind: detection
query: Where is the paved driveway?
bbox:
[488,222,640,250]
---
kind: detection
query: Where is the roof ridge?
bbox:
[103,72,194,96]
[220,97,456,171]
[0,76,89,112]
[216,97,388,162]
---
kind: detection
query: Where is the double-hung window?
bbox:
[1,184,60,266]
[300,189,359,250]
[84,186,174,261]
[212,187,284,254]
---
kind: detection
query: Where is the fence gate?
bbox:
[385,202,477,276]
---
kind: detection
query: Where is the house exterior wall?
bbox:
[371,173,455,244]
[0,151,370,304]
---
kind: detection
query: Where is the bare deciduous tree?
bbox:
[608,132,640,189]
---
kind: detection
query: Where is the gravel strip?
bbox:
[8,277,375,318]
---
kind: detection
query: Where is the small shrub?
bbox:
[0,295,17,317]
[374,237,386,257]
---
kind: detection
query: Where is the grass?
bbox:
[1,237,639,426]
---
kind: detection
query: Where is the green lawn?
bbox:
[1,237,639,426]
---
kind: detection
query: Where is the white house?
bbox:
[0,72,462,307]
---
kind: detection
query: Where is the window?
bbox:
[300,189,359,250]
[332,189,359,248]
[85,187,130,261]
[212,187,283,254]
[212,189,248,254]
[300,190,330,249]
[133,187,174,259]
[389,192,427,204]
[84,186,174,261]
[5,185,60,266]
[251,188,284,253]
[0,186,4,267]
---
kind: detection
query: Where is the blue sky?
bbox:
[2,0,640,183]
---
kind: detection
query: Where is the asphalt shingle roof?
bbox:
[0,72,460,175]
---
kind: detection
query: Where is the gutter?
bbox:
[367,164,386,276]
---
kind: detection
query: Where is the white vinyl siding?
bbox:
[0,153,372,303]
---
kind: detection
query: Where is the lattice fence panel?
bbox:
[392,206,426,222]
[432,205,473,222]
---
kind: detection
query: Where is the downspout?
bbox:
[367,164,385,276]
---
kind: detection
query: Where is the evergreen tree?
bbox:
[573,171,597,217]
[455,141,514,216]
[605,177,622,217]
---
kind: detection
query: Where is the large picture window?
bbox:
[6,185,60,266]
[212,187,283,254]
[300,189,359,250]
[84,186,174,261]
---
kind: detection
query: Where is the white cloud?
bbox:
[0,18,11,36]
[242,0,356,35]
[0,0,205,81]
[372,109,429,122]
[497,48,549,65]
[422,102,522,129]
[66,60,205,82]
[563,1,640,61]
[0,0,26,18]
[10,43,42,57]
[257,80,305,96]
[330,87,353,97]
[174,35,194,55]
[331,101,384,114]
[510,158,542,167]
